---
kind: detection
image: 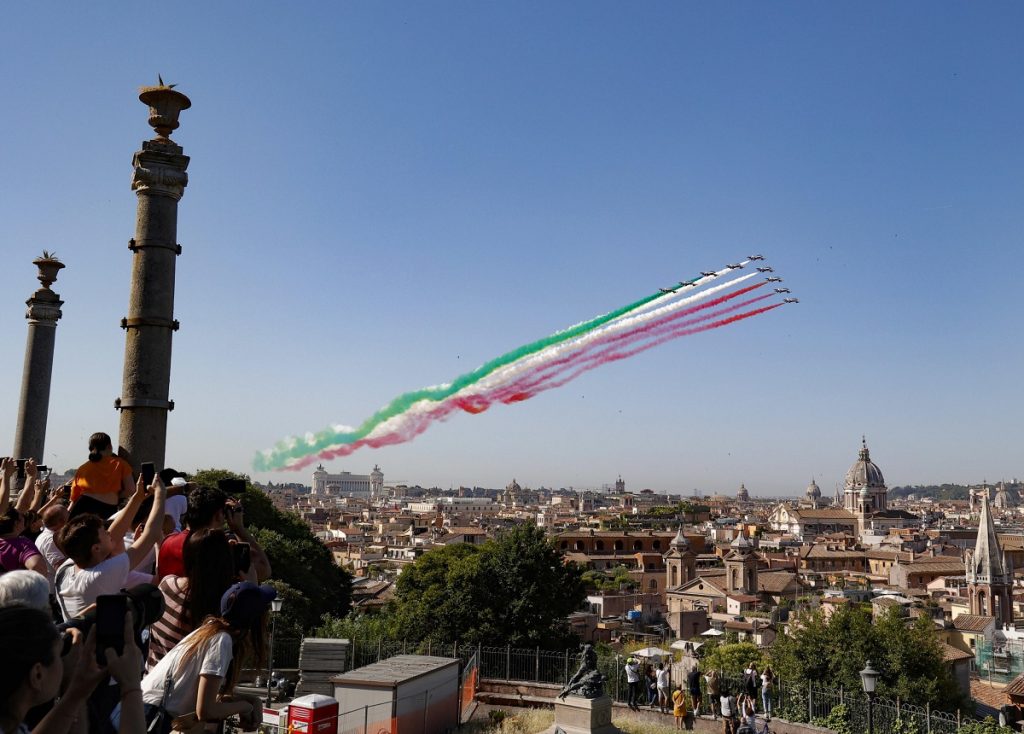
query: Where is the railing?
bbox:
[322,638,1008,733]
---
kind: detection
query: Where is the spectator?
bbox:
[706,669,721,719]
[68,432,134,520]
[673,681,687,730]
[761,665,774,721]
[146,528,240,672]
[0,605,144,734]
[657,662,671,714]
[159,469,189,533]
[55,476,166,620]
[0,508,47,577]
[34,506,68,592]
[157,484,270,581]
[687,665,702,717]
[0,570,50,612]
[646,663,658,707]
[743,662,759,708]
[625,657,642,711]
[137,582,272,731]
[720,685,737,734]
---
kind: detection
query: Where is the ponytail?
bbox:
[87,432,112,462]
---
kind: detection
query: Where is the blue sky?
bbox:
[1,3,1021,495]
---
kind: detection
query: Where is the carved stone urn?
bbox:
[32,255,64,290]
[138,84,192,140]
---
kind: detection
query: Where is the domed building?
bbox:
[736,483,750,503]
[843,438,887,515]
[804,478,823,508]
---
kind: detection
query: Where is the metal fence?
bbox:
[320,638,1006,734]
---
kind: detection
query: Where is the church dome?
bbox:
[806,479,821,499]
[737,483,750,501]
[671,525,689,551]
[844,439,885,490]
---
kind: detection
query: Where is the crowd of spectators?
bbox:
[0,433,275,734]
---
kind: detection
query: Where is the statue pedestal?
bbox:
[547,695,620,734]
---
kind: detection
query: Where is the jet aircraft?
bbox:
[748,255,765,261]
[783,298,799,303]
[700,271,717,277]
[756,266,774,273]
[765,277,782,283]
[774,288,791,294]
[726,263,744,270]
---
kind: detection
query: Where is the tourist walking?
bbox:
[657,662,671,713]
[720,685,738,734]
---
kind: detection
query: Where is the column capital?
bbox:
[25,289,63,324]
[131,140,190,200]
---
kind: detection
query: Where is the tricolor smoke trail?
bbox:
[254,263,788,471]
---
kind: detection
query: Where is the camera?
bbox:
[217,478,247,495]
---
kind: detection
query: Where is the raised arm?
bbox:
[14,459,38,512]
[125,477,166,570]
[108,474,148,542]
[0,458,14,515]
[226,500,272,581]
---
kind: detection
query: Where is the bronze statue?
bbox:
[558,643,605,699]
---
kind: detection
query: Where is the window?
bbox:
[595,540,605,551]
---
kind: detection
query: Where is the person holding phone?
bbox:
[140,582,273,731]
[69,433,134,520]
[146,529,240,672]
[55,474,166,620]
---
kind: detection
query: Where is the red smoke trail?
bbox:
[491,290,774,402]
[496,302,783,404]
[281,299,781,471]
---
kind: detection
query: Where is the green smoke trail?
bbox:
[254,288,666,471]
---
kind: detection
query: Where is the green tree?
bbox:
[189,469,352,630]
[388,522,585,648]
[770,605,967,711]
[701,641,762,677]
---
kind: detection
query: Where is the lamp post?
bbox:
[266,597,284,705]
[860,660,880,734]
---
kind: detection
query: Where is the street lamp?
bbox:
[860,660,880,734]
[266,597,284,705]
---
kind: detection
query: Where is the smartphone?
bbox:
[15,459,27,480]
[218,478,247,495]
[94,595,128,665]
[141,462,156,488]
[232,542,252,574]
[37,465,49,476]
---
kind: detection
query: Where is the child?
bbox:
[673,682,688,730]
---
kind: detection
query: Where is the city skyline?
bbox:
[1,4,1022,493]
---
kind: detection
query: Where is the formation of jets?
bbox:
[665,258,798,304]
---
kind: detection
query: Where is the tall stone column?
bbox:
[13,255,65,464]
[116,82,191,472]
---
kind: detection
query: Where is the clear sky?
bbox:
[1,3,1021,496]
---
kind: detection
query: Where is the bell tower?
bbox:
[966,493,1013,626]
[665,526,696,589]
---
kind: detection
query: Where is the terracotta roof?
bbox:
[898,561,968,574]
[757,571,801,594]
[971,675,1009,717]
[941,643,975,662]
[953,614,996,632]
[872,596,903,608]
[1004,672,1024,697]
[728,594,760,603]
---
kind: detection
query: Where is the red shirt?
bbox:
[156,530,190,580]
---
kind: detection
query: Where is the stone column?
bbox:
[116,82,191,472]
[12,256,65,464]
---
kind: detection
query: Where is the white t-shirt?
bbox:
[625,663,641,683]
[165,495,188,532]
[56,553,154,620]
[657,668,671,689]
[141,628,233,716]
[35,527,67,589]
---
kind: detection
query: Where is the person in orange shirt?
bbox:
[69,432,134,520]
